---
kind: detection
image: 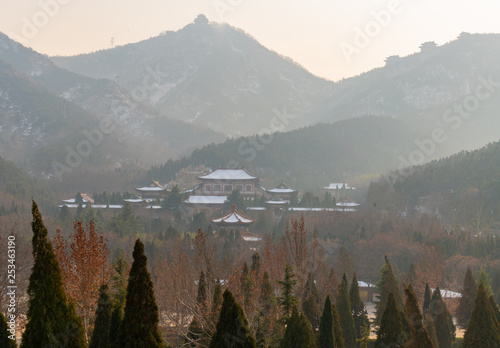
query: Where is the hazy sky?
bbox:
[1,0,500,81]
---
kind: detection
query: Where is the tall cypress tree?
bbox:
[280,306,316,348]
[113,239,163,348]
[108,305,123,347]
[197,271,208,307]
[375,293,404,348]
[463,284,500,347]
[424,313,439,348]
[209,289,256,348]
[423,283,431,319]
[430,287,452,348]
[0,311,16,348]
[336,275,356,348]
[350,273,370,345]
[278,264,298,319]
[404,285,433,348]
[303,272,321,327]
[332,304,345,348]
[456,265,477,329]
[21,201,86,348]
[489,295,500,326]
[89,284,112,348]
[318,295,335,348]
[375,256,402,327]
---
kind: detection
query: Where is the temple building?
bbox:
[336,196,360,211]
[185,167,260,216]
[135,180,168,200]
[264,182,297,201]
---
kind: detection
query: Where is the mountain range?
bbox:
[1,15,500,190]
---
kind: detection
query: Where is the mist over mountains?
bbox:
[1,15,500,189]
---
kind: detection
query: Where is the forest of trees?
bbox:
[3,201,500,347]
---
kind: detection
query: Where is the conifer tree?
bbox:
[489,295,500,326]
[280,306,316,348]
[375,293,404,348]
[113,239,163,348]
[423,283,431,319]
[430,287,452,348]
[197,270,208,307]
[303,272,321,326]
[336,275,356,348]
[350,273,370,345]
[260,271,273,314]
[209,289,256,348]
[0,311,16,348]
[332,304,345,348]
[456,266,477,329]
[21,201,86,348]
[477,266,494,296]
[403,285,433,348]
[89,284,112,348]
[375,256,402,327]
[318,295,335,348]
[108,305,123,347]
[424,313,439,348]
[278,264,298,319]
[463,284,500,347]
[211,281,223,323]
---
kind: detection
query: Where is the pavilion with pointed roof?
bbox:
[211,205,255,227]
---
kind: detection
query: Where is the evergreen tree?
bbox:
[463,284,500,347]
[336,275,356,348]
[260,271,273,314]
[278,264,298,318]
[403,285,433,348]
[108,305,123,347]
[211,281,223,323]
[375,293,404,348]
[0,311,16,348]
[332,304,345,348]
[456,266,477,329]
[430,287,452,348]
[318,295,335,348]
[209,289,256,348]
[423,283,431,319]
[251,253,261,274]
[113,239,163,348]
[303,272,321,327]
[197,271,208,307]
[375,256,402,327]
[477,266,494,296]
[280,306,316,348]
[21,201,86,348]
[89,284,112,348]
[350,273,370,345]
[424,313,439,348]
[489,296,500,329]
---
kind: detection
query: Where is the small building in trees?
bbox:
[135,180,169,200]
[62,193,94,204]
[336,196,360,211]
[264,182,297,201]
